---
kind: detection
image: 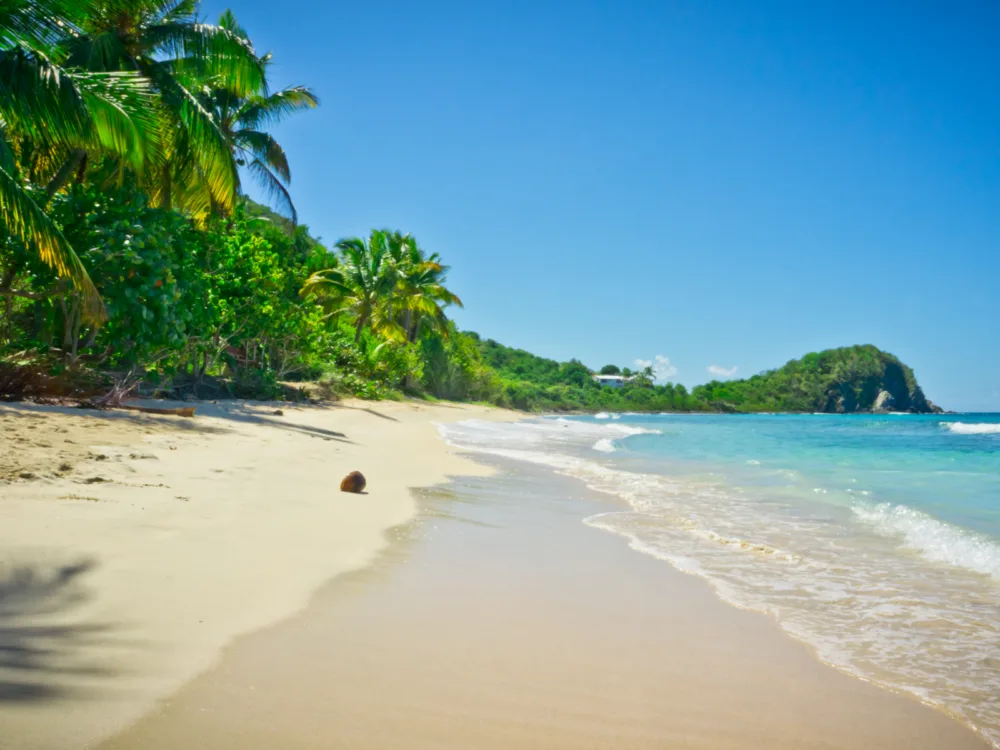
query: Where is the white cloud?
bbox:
[634,355,678,382]
[707,365,738,378]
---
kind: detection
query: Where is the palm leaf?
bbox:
[237,85,318,130]
[237,128,289,181]
[151,0,198,26]
[145,21,264,97]
[246,157,296,222]
[0,46,91,145]
[147,61,237,215]
[0,0,97,49]
[0,162,102,318]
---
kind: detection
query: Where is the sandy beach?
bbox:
[0,399,516,749]
[1,402,991,750]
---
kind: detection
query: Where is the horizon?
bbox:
[202,0,1000,412]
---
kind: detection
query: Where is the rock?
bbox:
[873,390,895,413]
[273,409,284,416]
[340,471,367,493]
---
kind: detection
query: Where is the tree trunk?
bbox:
[408,312,421,343]
[43,149,87,205]
[74,152,89,185]
[403,309,413,342]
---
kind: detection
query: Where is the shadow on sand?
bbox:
[0,403,231,437]
[0,559,112,703]
[201,402,354,442]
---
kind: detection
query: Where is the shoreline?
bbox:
[97,455,990,750]
[0,398,518,750]
[1,402,991,749]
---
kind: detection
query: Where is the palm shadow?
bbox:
[0,559,112,703]
[203,402,354,442]
[329,403,400,422]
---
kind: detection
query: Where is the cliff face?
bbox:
[819,353,939,414]
[693,345,941,413]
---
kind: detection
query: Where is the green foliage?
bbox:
[0,3,939,413]
[419,324,501,402]
[465,339,935,414]
[471,337,704,412]
[691,345,934,413]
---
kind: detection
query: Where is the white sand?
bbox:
[0,399,516,750]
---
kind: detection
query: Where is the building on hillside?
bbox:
[592,374,631,388]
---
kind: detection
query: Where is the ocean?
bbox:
[440,413,1000,747]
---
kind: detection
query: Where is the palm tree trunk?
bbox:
[403,309,412,342]
[43,149,87,206]
[408,312,421,343]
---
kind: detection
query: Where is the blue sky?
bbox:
[202,0,999,411]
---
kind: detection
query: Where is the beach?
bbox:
[1,404,993,749]
[0,399,516,749]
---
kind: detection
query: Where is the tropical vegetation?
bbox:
[0,1,938,413]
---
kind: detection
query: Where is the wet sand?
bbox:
[100,460,990,750]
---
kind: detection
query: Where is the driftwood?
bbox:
[116,405,196,418]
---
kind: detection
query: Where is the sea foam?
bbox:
[438,415,1000,748]
[852,502,1000,580]
[592,438,616,453]
[944,422,1000,435]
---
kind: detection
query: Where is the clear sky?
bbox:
[201,0,999,411]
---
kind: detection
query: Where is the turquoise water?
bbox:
[615,413,1000,544]
[442,413,1000,747]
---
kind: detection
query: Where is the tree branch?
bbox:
[0,282,69,300]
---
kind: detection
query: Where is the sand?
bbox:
[1,403,991,750]
[0,398,516,750]
[103,465,990,750]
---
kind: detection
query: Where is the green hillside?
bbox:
[470,339,939,414]
[692,345,938,413]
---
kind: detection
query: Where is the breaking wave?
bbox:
[944,422,1000,435]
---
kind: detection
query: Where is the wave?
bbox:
[944,422,1000,435]
[441,416,1000,748]
[595,412,610,420]
[852,502,1000,580]
[606,423,661,437]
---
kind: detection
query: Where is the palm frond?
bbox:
[0,0,96,49]
[145,21,265,97]
[0,46,92,145]
[147,62,238,215]
[246,157,295,222]
[237,85,318,130]
[0,162,102,318]
[152,0,198,26]
[217,8,249,40]
[237,128,289,180]
[301,268,351,298]
[72,68,158,171]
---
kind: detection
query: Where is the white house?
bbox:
[592,374,630,388]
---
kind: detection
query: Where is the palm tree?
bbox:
[206,10,318,223]
[301,230,404,343]
[61,0,265,222]
[302,230,463,346]
[0,0,157,317]
[388,233,462,343]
